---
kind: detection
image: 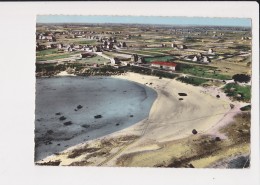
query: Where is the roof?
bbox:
[151,61,177,67]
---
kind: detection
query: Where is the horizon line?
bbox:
[36,15,252,27]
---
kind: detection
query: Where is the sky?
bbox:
[37,15,251,27]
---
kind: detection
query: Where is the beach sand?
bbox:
[36,72,248,167]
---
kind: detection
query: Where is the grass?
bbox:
[146,48,174,52]
[36,63,66,72]
[80,55,110,65]
[75,40,97,45]
[176,63,232,80]
[123,50,157,56]
[36,49,59,56]
[240,105,251,111]
[143,55,174,63]
[222,83,251,102]
[177,76,209,86]
[36,51,81,61]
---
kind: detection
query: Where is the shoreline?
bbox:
[36,72,248,167]
[35,74,157,162]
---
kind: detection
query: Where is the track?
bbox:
[97,79,172,166]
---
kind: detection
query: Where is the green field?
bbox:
[176,76,209,86]
[143,55,174,62]
[240,105,251,111]
[223,83,251,102]
[80,55,110,65]
[75,40,97,45]
[36,49,59,56]
[36,51,81,61]
[176,63,231,80]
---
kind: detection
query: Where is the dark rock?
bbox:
[188,163,195,168]
[59,116,66,121]
[192,129,198,135]
[230,104,235,109]
[77,105,83,109]
[94,115,102,119]
[238,129,243,133]
[226,155,250,168]
[47,130,54,134]
[74,109,78,111]
[130,115,134,117]
[44,140,52,145]
[57,143,60,146]
[37,160,61,166]
[63,121,73,126]
[81,124,90,128]
[149,82,153,85]
[116,123,120,126]
[216,95,220,98]
[55,112,61,115]
[215,137,221,141]
[178,93,187,96]
[179,98,183,101]
[159,76,162,79]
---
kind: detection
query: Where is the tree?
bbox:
[232,74,251,83]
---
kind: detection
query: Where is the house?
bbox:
[192,56,199,62]
[137,57,145,64]
[93,63,99,68]
[122,42,127,47]
[92,46,102,52]
[171,43,177,48]
[108,43,114,50]
[178,45,187,49]
[202,56,211,63]
[131,54,139,62]
[197,53,203,57]
[151,61,177,71]
[110,57,121,66]
[74,45,83,49]
[46,45,52,49]
[117,42,123,47]
[66,46,72,52]
[103,40,108,46]
[208,48,214,54]
[121,61,129,66]
[57,43,63,49]
[51,44,57,48]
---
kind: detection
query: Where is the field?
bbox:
[223,83,251,102]
[36,49,81,61]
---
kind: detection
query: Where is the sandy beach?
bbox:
[36,72,249,167]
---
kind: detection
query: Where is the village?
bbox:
[36,23,251,83]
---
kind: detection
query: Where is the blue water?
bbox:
[35,76,157,161]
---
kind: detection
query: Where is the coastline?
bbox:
[36,72,249,167]
[35,74,157,162]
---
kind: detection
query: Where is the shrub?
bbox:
[232,74,251,83]
[240,105,251,111]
